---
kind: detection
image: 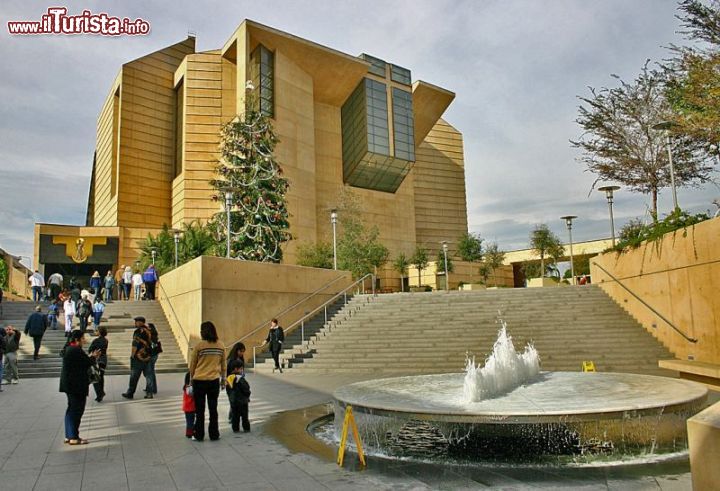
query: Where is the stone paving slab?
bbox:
[0,371,699,490]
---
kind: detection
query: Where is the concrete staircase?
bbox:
[254,286,675,376]
[0,300,187,379]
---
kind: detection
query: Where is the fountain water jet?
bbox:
[463,321,539,402]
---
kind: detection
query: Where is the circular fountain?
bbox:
[330,326,708,463]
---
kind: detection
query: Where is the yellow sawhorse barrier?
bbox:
[582,361,596,372]
[337,405,367,467]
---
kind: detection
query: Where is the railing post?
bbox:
[372,274,376,296]
[324,305,328,323]
[344,292,347,305]
[252,346,256,373]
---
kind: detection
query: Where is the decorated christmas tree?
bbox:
[210,84,291,262]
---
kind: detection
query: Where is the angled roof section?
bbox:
[411,81,455,146]
[223,20,371,105]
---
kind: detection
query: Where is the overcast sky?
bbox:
[1,0,718,267]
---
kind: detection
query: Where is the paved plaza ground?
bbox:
[0,371,698,490]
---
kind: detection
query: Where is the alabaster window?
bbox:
[250,44,274,117]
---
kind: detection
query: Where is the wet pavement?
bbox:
[0,371,701,490]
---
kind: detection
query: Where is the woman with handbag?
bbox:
[88,326,109,402]
[60,330,101,445]
[265,319,284,373]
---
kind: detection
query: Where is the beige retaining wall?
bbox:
[158,256,352,361]
[590,217,720,365]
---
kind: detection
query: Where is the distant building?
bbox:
[35,20,469,287]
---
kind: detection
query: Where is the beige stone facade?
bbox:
[35,20,469,283]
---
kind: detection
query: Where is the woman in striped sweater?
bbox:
[189,321,226,441]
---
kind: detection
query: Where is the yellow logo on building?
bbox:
[52,236,107,264]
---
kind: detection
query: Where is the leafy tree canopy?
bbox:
[456,232,483,262]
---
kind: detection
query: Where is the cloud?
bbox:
[0,0,718,264]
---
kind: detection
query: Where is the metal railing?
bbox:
[222,273,358,354]
[592,261,697,343]
[248,273,376,370]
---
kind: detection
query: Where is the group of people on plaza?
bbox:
[53,317,285,445]
[29,264,159,306]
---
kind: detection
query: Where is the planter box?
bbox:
[409,286,431,293]
[526,277,559,288]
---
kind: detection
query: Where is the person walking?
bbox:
[89,271,102,294]
[48,272,64,301]
[29,270,45,303]
[189,321,226,441]
[88,326,109,402]
[47,300,59,330]
[25,305,48,360]
[60,330,101,445]
[3,326,21,384]
[144,322,161,396]
[63,296,76,336]
[142,265,158,300]
[265,319,284,373]
[115,265,126,301]
[91,297,105,333]
[103,271,115,302]
[121,316,154,399]
[132,269,144,301]
[122,266,133,302]
[77,295,92,335]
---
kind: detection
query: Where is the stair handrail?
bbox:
[249,273,376,369]
[591,261,698,343]
[225,273,355,353]
[156,280,192,354]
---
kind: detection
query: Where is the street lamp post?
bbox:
[652,121,679,211]
[560,216,577,285]
[441,241,449,291]
[330,209,338,270]
[225,191,233,259]
[172,229,181,269]
[150,248,157,265]
[598,185,620,246]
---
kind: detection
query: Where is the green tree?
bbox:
[0,259,8,289]
[665,1,720,149]
[296,242,334,269]
[483,242,506,287]
[138,221,218,274]
[410,245,429,287]
[392,252,410,292]
[529,224,563,278]
[571,62,711,219]
[179,221,217,263]
[456,232,483,262]
[521,261,542,280]
[209,89,291,261]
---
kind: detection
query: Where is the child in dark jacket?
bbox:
[226,360,251,433]
[182,372,196,438]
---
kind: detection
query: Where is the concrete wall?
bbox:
[688,400,720,490]
[407,260,513,290]
[590,217,720,364]
[158,256,353,361]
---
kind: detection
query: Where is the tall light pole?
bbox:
[330,209,338,270]
[560,216,577,285]
[598,185,620,246]
[225,190,233,259]
[172,229,181,269]
[150,248,157,265]
[652,121,679,211]
[441,241,449,291]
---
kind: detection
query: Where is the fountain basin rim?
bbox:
[333,371,708,425]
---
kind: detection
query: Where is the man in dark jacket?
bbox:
[121,316,154,399]
[25,306,48,360]
[60,330,100,444]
